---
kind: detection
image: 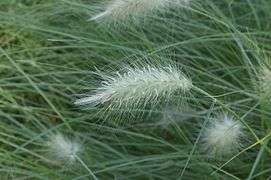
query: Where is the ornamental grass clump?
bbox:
[2,0,271,179]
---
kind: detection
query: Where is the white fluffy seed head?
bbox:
[48,134,81,164]
[202,114,244,156]
[91,0,190,22]
[75,65,192,109]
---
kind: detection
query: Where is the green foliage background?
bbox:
[0,0,270,179]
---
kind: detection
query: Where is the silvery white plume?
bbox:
[202,114,244,156]
[48,134,81,164]
[91,0,190,22]
[75,65,192,109]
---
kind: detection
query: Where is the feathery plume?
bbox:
[48,134,99,180]
[75,65,192,109]
[202,114,244,156]
[48,134,81,164]
[91,0,190,22]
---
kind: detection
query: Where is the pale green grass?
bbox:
[0,0,271,179]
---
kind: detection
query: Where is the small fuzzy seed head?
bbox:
[91,0,190,22]
[75,65,192,109]
[202,114,244,156]
[48,134,81,164]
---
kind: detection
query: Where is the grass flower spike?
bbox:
[91,0,190,22]
[202,114,244,156]
[75,65,192,109]
[48,134,81,164]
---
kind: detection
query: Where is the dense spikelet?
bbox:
[202,114,244,156]
[91,0,190,22]
[75,65,192,109]
[48,134,81,164]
